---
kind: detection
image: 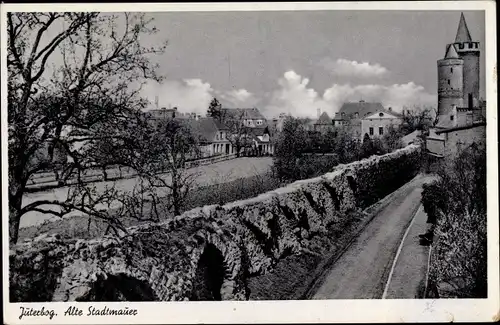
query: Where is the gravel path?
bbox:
[312,175,436,299]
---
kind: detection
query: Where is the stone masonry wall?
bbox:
[10,145,421,302]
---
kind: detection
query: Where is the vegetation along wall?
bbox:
[10,145,421,302]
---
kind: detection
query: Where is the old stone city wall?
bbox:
[10,145,421,302]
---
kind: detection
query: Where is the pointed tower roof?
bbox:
[455,12,472,43]
[444,44,459,59]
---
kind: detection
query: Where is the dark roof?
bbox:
[248,126,270,137]
[338,101,385,119]
[455,12,472,43]
[185,117,219,142]
[444,43,460,59]
[221,107,266,120]
[316,112,332,124]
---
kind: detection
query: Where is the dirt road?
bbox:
[312,175,435,299]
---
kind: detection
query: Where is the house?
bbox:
[146,107,178,120]
[270,113,288,133]
[314,111,335,133]
[185,117,234,157]
[248,126,274,155]
[186,107,274,157]
[221,107,267,128]
[335,101,387,140]
[361,107,403,140]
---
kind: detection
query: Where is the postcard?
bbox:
[2,1,498,324]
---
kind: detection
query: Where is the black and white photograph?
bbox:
[2,2,498,324]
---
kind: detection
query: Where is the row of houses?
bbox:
[146,100,407,161]
[303,100,404,141]
[145,106,275,158]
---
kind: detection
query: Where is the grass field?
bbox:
[19,157,273,229]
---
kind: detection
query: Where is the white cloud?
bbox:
[321,58,389,78]
[140,71,435,120]
[141,80,258,115]
[142,79,214,116]
[217,88,258,107]
[265,70,436,119]
[265,70,331,118]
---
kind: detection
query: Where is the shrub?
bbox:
[296,155,340,180]
[426,142,487,298]
[421,181,446,224]
[354,145,421,208]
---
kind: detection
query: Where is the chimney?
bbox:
[155,95,159,109]
[317,108,321,119]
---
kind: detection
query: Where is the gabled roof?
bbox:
[316,112,332,124]
[221,107,266,120]
[444,44,460,59]
[185,117,219,143]
[455,12,472,43]
[247,126,270,137]
[338,101,385,119]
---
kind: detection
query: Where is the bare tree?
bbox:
[222,110,252,158]
[133,119,202,216]
[7,12,167,244]
[400,107,436,135]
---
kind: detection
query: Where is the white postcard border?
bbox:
[1,1,498,324]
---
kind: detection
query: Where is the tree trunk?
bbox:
[172,176,180,216]
[9,194,23,245]
[102,166,108,181]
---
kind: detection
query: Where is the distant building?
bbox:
[361,107,403,140]
[314,111,335,133]
[185,107,274,157]
[270,113,288,133]
[146,107,178,120]
[221,107,266,128]
[335,101,392,140]
[185,117,233,157]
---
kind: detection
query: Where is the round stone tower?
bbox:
[437,44,464,119]
[453,12,480,105]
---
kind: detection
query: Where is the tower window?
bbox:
[450,115,454,121]
[450,67,453,73]
[447,79,450,85]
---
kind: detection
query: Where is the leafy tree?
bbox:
[382,125,404,152]
[423,142,486,298]
[360,133,375,159]
[334,131,361,163]
[207,97,222,121]
[7,12,167,244]
[272,117,308,180]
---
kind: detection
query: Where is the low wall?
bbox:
[10,145,421,302]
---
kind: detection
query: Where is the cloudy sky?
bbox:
[139,10,485,118]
